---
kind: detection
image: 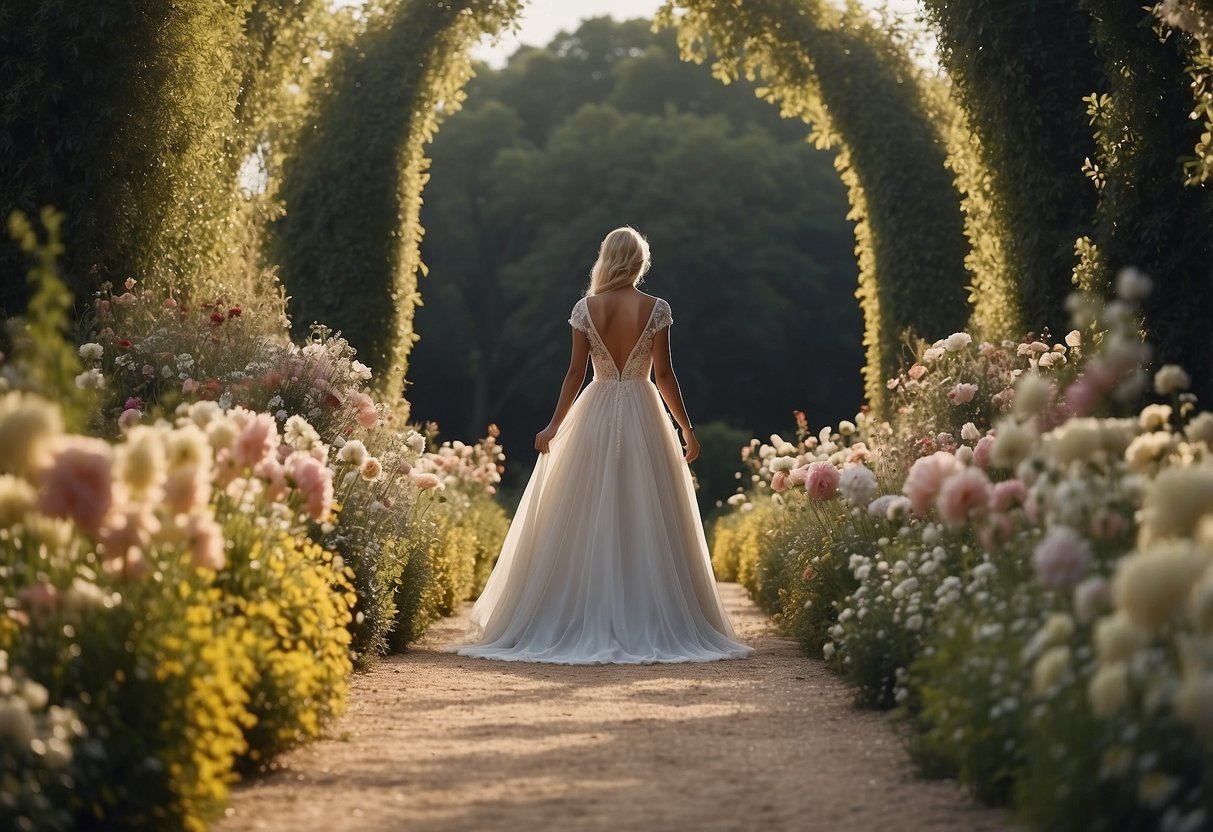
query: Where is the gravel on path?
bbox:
[218,582,1012,832]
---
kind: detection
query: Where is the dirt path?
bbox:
[218,583,1010,832]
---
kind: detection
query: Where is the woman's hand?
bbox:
[535,424,558,454]
[682,429,700,464]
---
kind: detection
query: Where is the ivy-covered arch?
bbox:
[277,0,972,410]
[273,0,523,405]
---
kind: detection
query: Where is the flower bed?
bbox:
[712,270,1213,828]
[0,213,509,829]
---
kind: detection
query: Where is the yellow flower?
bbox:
[0,392,63,478]
[1114,541,1208,631]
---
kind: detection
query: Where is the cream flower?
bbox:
[77,343,103,361]
[38,436,114,534]
[359,457,383,482]
[1138,403,1173,432]
[1154,364,1192,396]
[337,439,368,467]
[0,393,64,478]
[73,368,106,390]
[1138,465,1213,545]
[1115,266,1153,300]
[1094,613,1149,663]
[1032,645,1071,696]
[769,456,797,474]
[1088,662,1129,717]
[1114,541,1208,631]
[989,419,1036,469]
[116,426,166,499]
[0,475,36,529]
[1185,412,1213,446]
[838,464,877,506]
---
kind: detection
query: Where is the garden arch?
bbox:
[275,0,972,411]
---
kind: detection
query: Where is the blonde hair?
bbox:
[588,227,651,295]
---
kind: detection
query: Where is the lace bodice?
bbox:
[569,296,673,381]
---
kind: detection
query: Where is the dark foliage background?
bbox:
[406,19,865,506]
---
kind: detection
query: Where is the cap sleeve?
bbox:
[653,298,673,332]
[568,297,591,334]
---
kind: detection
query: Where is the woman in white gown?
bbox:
[455,227,753,665]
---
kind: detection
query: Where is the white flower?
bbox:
[769,456,797,473]
[77,343,103,360]
[922,347,945,363]
[1154,364,1191,396]
[1124,432,1173,470]
[337,439,368,467]
[350,360,373,382]
[990,419,1036,469]
[961,422,981,443]
[1115,267,1153,301]
[838,464,877,507]
[1014,373,1051,417]
[726,493,747,507]
[1065,330,1082,348]
[1185,412,1213,446]
[73,368,106,390]
[404,430,425,455]
[943,332,972,353]
[1138,403,1173,431]
[284,415,320,450]
[838,420,856,436]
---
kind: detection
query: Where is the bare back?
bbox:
[585,289,661,375]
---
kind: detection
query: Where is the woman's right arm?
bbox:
[535,327,590,454]
[651,327,699,463]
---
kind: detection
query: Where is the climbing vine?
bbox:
[272,0,523,404]
[656,0,971,410]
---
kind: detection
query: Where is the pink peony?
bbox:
[908,364,927,380]
[117,408,141,430]
[184,513,225,570]
[990,479,1028,512]
[233,412,278,469]
[948,383,979,405]
[163,465,211,515]
[1032,527,1093,589]
[349,391,380,429]
[253,456,288,502]
[903,451,964,517]
[936,467,991,529]
[788,465,809,487]
[38,437,114,534]
[99,507,160,560]
[286,452,334,521]
[771,470,790,493]
[805,461,840,501]
[410,471,443,491]
[973,435,996,469]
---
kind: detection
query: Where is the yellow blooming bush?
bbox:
[0,219,511,827]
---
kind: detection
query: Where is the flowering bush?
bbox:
[0,213,511,828]
[713,270,1213,827]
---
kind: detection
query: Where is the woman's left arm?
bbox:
[535,327,590,453]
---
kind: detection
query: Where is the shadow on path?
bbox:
[218,583,1011,832]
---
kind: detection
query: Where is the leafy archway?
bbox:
[278,0,972,410]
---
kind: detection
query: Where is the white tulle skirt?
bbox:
[453,378,753,665]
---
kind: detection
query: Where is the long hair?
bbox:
[587,227,651,295]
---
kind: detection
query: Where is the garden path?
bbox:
[218,583,1011,832]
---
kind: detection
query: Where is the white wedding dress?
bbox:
[454,296,753,665]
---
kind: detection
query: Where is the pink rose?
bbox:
[948,383,979,405]
[990,479,1028,512]
[184,513,225,570]
[805,461,840,501]
[38,437,114,534]
[118,408,142,430]
[973,435,996,469]
[233,412,278,469]
[771,470,790,493]
[285,452,334,521]
[164,465,211,515]
[903,451,963,517]
[908,364,927,380]
[253,456,288,502]
[936,467,991,529]
[410,471,443,491]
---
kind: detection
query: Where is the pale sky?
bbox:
[471,0,928,67]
